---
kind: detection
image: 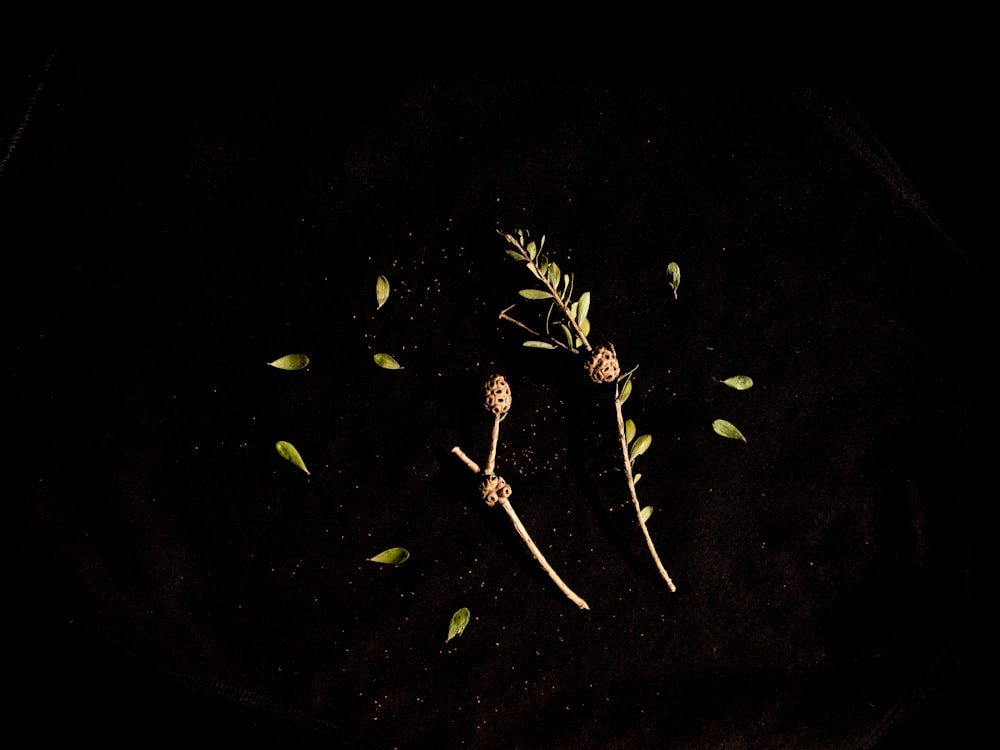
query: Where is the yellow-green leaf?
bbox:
[721,375,754,390]
[576,291,591,326]
[376,275,390,309]
[267,354,310,371]
[275,440,310,475]
[374,353,402,369]
[367,547,410,565]
[447,607,471,642]
[519,288,551,300]
[712,419,747,442]
[618,378,633,405]
[523,340,558,349]
[629,434,652,462]
[667,261,681,299]
[625,418,636,444]
[639,505,653,523]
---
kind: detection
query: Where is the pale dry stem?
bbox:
[614,382,677,592]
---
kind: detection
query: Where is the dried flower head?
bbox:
[585,345,620,384]
[479,474,513,506]
[484,374,512,415]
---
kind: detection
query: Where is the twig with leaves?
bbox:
[452,375,590,610]
[496,229,677,593]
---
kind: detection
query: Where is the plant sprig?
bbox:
[496,228,677,593]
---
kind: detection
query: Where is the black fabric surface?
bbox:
[7,51,986,748]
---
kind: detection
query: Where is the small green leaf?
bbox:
[558,323,573,348]
[624,418,636,444]
[376,275,390,309]
[367,547,410,565]
[629,434,652,462]
[618,378,633,405]
[576,291,591,326]
[275,440,310,475]
[546,261,561,289]
[721,375,754,390]
[639,505,653,523]
[267,354,310,371]
[667,262,681,299]
[526,240,538,260]
[633,472,642,484]
[519,288,551,300]
[447,607,471,642]
[712,419,747,442]
[523,340,558,349]
[374,353,402,369]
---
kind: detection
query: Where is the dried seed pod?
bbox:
[480,474,513,506]
[484,374,512,415]
[585,345,620,384]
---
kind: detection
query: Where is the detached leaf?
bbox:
[275,440,310,475]
[376,275,390,309]
[367,547,410,565]
[629,433,652,462]
[712,419,747,442]
[518,288,551,300]
[721,375,754,390]
[639,505,653,523]
[667,262,681,299]
[267,354,310,371]
[374,353,402,369]
[447,607,471,642]
[523,340,558,349]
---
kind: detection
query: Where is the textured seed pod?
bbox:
[484,374,512,415]
[480,474,513,506]
[585,345,620,384]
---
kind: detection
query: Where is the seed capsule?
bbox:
[479,474,513,506]
[484,374,512,415]
[585,345,620,384]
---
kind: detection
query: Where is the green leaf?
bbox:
[667,262,681,299]
[629,434,652,462]
[526,240,538,260]
[376,275,390,309]
[267,354,310,371]
[447,607,471,642]
[374,353,402,369]
[367,547,410,565]
[712,419,747,442]
[576,291,591,326]
[639,505,653,523]
[624,418,636,444]
[721,375,754,390]
[546,261,561,289]
[633,472,642,484]
[618,378,633,405]
[275,440,310,475]
[523,340,558,349]
[519,288,551,300]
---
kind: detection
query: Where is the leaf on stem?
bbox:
[625,418,636,444]
[618,378,633,405]
[629,434,652,462]
[523,340,558,349]
[275,440,310,475]
[721,375,754,390]
[367,547,410,565]
[374,353,403,369]
[576,291,591,326]
[712,419,747,442]
[267,354,310,371]
[447,607,471,642]
[639,505,653,522]
[519,288,551,300]
[376,275,390,309]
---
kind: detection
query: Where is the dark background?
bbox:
[6,50,987,748]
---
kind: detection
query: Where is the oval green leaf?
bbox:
[624,418,636,444]
[275,440,310,475]
[519,288,551,300]
[523,340,557,349]
[712,419,747,442]
[367,547,410,565]
[267,354,310,371]
[618,378,633,405]
[374,353,402,369]
[629,433,652,462]
[447,607,471,642]
[639,505,653,523]
[721,375,754,390]
[376,275,390,309]
[576,291,591,326]
[667,261,681,298]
